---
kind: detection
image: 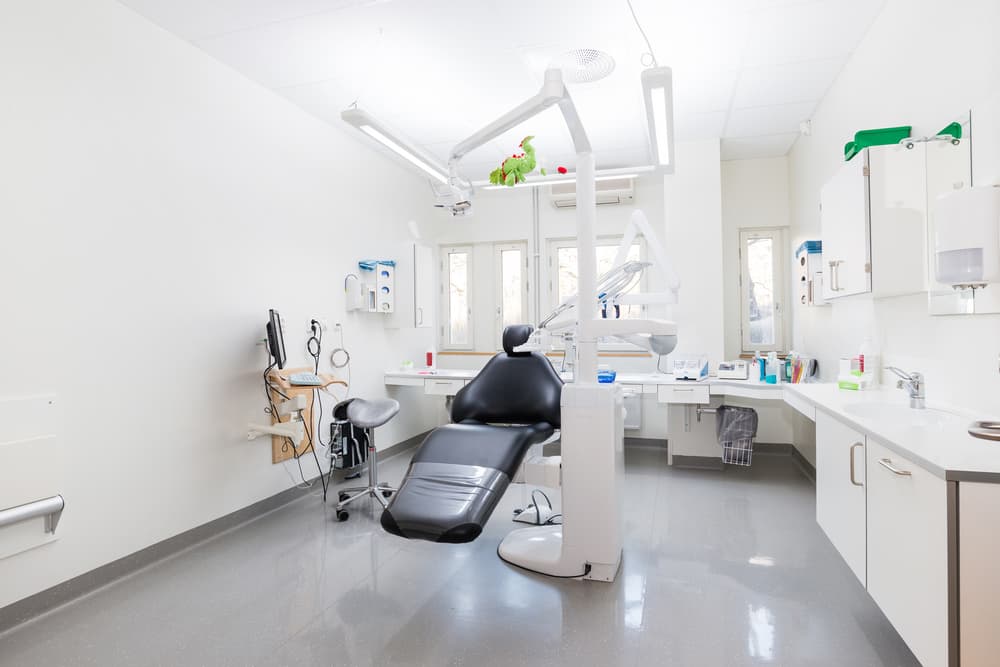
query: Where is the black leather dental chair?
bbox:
[380,325,562,543]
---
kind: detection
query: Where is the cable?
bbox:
[625,0,659,68]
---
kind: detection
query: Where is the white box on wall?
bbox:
[376,262,395,313]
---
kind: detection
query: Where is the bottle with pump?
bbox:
[859,337,880,388]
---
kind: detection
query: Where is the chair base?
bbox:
[337,482,397,511]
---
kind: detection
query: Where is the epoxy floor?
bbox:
[0,446,918,666]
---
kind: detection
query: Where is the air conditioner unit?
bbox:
[549,178,635,208]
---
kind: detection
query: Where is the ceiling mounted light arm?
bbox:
[641,67,675,173]
[341,107,449,184]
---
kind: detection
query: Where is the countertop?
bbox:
[785,383,1000,482]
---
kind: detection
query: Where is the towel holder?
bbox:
[0,495,65,534]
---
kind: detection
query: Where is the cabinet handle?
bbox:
[878,458,912,476]
[849,442,864,486]
[829,260,844,291]
[416,307,423,326]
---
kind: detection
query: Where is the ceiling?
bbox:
[120,0,886,178]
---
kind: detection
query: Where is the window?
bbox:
[441,245,473,349]
[739,228,786,353]
[494,242,528,348]
[549,237,645,320]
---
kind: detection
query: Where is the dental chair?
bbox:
[380,325,562,543]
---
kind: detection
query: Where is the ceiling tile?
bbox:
[732,57,845,108]
[741,0,886,67]
[121,0,374,42]
[725,101,815,137]
[721,133,799,160]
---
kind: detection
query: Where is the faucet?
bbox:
[886,367,925,409]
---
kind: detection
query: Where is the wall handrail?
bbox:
[0,495,65,534]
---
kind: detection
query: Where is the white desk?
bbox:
[384,369,786,402]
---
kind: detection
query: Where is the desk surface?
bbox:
[384,368,788,399]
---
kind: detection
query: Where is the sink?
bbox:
[843,402,963,429]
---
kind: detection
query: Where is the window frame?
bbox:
[546,235,648,350]
[439,244,475,351]
[493,241,530,350]
[739,227,786,354]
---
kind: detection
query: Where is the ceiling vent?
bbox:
[554,49,616,84]
[549,178,635,208]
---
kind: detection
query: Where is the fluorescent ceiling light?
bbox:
[341,108,448,184]
[641,67,675,172]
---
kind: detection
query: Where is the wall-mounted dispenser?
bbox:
[357,260,396,313]
[794,240,826,306]
[933,187,1000,289]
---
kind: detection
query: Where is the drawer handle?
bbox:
[434,381,454,385]
[878,458,912,476]
[849,442,864,487]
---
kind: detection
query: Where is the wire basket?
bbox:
[721,438,754,466]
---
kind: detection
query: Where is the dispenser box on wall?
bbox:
[376,263,395,313]
[795,240,827,306]
[933,187,1000,287]
[357,260,395,313]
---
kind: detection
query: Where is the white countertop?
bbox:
[385,368,784,392]
[786,383,1000,482]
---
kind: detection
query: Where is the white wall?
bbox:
[0,0,439,609]
[790,0,1000,408]
[788,0,1000,462]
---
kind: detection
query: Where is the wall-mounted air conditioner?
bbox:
[549,178,635,208]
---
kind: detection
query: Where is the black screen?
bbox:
[266,309,286,369]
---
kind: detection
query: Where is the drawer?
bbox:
[424,379,467,396]
[784,390,816,421]
[657,384,709,405]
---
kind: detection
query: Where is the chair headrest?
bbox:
[502,325,534,356]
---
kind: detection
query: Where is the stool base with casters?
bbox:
[335,398,399,522]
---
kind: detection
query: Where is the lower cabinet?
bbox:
[816,411,867,585]
[866,438,949,667]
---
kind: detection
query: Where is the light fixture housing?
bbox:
[341,107,449,184]
[641,66,675,173]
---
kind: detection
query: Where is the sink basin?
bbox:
[843,402,963,429]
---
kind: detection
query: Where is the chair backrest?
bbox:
[450,325,563,427]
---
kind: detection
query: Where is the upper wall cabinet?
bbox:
[821,143,929,300]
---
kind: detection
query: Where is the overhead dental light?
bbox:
[626,0,675,172]
[642,66,675,172]
[340,107,449,185]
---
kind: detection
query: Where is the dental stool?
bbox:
[380,324,562,543]
[335,397,400,522]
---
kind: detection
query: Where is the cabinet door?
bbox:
[868,143,928,297]
[413,243,435,328]
[815,411,867,585]
[866,438,948,667]
[820,154,871,299]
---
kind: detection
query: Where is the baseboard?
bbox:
[0,430,428,636]
[790,446,816,484]
[671,455,725,470]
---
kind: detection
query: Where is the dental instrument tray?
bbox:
[597,369,617,383]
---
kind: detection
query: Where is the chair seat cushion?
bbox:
[381,421,554,543]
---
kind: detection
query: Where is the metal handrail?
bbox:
[0,495,65,534]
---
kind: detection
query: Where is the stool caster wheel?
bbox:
[336,510,349,522]
[382,490,393,498]
[338,492,349,502]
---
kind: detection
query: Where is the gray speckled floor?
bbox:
[0,446,917,666]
